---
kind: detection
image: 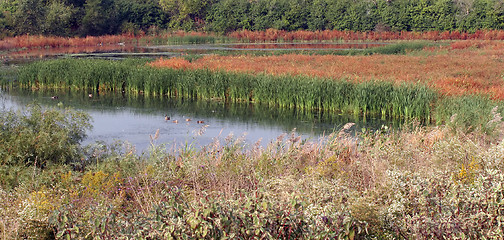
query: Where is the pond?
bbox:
[1,41,396,152]
[1,87,394,152]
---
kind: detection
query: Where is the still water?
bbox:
[2,42,387,62]
[1,88,393,152]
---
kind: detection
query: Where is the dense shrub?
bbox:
[0,104,91,168]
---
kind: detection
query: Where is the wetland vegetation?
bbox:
[2,100,504,239]
[2,27,504,239]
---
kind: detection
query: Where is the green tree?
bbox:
[0,105,91,168]
[280,0,309,30]
[267,0,291,30]
[159,0,214,30]
[326,0,351,30]
[43,1,75,36]
[456,0,492,31]
[432,0,456,30]
[64,0,86,7]
[0,0,20,12]
[80,0,118,35]
[488,0,504,29]
[408,0,435,31]
[308,0,328,30]
[375,0,411,31]
[0,10,13,38]
[116,0,168,32]
[326,0,376,31]
[12,0,46,35]
[206,0,250,32]
[249,0,270,30]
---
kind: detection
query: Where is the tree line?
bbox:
[0,0,503,37]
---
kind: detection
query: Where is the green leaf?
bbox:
[189,218,199,229]
[261,201,268,211]
[56,230,65,238]
[202,226,208,237]
[349,229,355,240]
[203,208,211,218]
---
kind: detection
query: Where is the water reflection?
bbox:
[1,42,388,63]
[2,88,396,152]
[145,42,387,51]
[225,43,386,50]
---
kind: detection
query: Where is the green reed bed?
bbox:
[8,58,504,128]
[9,58,438,121]
[15,58,146,91]
[315,41,438,56]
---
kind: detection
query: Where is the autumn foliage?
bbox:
[228,29,504,42]
[0,31,217,51]
[0,34,138,51]
[148,57,192,69]
[150,40,504,99]
[3,30,504,52]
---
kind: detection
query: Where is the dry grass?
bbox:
[148,57,192,69]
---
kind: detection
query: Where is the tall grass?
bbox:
[11,58,437,121]
[435,95,504,134]
[160,35,235,45]
[15,58,146,91]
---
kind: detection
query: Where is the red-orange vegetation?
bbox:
[228,29,504,42]
[2,30,504,51]
[0,34,138,50]
[0,32,216,51]
[152,40,504,99]
[149,57,193,70]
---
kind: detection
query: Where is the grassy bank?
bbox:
[1,105,504,239]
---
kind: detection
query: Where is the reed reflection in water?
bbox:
[1,88,395,152]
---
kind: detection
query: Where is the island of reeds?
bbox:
[6,52,504,132]
[9,58,436,120]
[3,34,504,239]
